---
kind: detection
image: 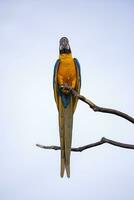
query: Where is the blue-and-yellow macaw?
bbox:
[53,37,81,178]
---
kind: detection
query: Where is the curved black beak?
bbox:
[59,37,71,54]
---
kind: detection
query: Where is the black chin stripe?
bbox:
[60,48,71,54]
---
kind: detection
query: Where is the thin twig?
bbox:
[61,84,134,124]
[36,137,134,152]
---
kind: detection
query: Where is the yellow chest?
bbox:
[58,54,76,83]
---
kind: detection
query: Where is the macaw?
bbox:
[53,37,81,178]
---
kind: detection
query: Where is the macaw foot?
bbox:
[60,84,70,94]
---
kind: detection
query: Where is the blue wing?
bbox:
[73,58,81,112]
[53,59,60,110]
[74,58,81,88]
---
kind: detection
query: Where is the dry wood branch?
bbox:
[36,87,134,153]
[61,84,134,124]
[36,137,134,152]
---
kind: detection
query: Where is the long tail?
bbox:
[58,97,73,178]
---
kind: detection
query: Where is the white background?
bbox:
[0,0,134,199]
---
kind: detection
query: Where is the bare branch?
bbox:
[61,84,134,124]
[36,137,134,152]
[37,86,134,152]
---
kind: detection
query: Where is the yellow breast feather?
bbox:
[58,53,76,88]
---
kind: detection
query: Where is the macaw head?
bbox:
[59,37,71,54]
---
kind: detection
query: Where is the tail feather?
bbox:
[59,96,73,178]
[60,158,65,177]
[64,98,73,178]
[59,97,65,177]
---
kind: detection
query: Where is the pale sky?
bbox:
[0,0,134,200]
